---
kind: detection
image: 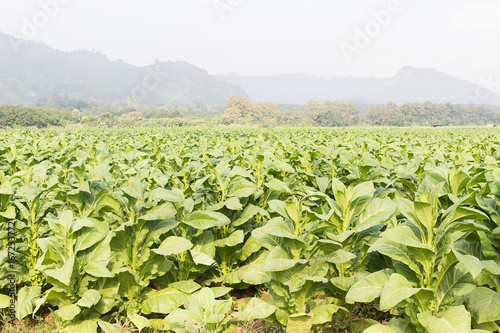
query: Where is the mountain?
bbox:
[0,31,247,106]
[2,30,499,108]
[217,67,500,106]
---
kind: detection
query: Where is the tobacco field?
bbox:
[1,127,500,333]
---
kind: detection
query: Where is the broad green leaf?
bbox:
[264,247,307,272]
[61,319,98,333]
[378,226,433,252]
[43,255,76,287]
[233,204,269,226]
[326,249,356,264]
[197,287,216,310]
[286,313,312,333]
[169,281,201,294]
[139,202,177,221]
[285,201,301,224]
[76,290,101,308]
[349,319,380,333]
[153,236,193,256]
[453,249,483,279]
[265,179,292,193]
[228,179,257,198]
[0,294,11,309]
[190,250,216,266]
[215,230,245,247]
[243,263,272,284]
[17,287,41,319]
[417,305,471,333]
[310,304,340,325]
[414,201,435,234]
[148,188,183,203]
[129,313,151,331]
[184,211,230,229]
[380,273,421,310]
[465,287,500,324]
[257,217,304,242]
[141,288,191,314]
[368,239,422,275]
[355,198,397,232]
[225,197,243,210]
[98,320,122,333]
[55,304,81,321]
[346,269,393,304]
[240,298,277,321]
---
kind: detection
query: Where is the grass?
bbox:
[0,320,55,333]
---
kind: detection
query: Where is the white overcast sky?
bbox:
[0,0,499,84]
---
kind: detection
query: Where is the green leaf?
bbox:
[326,249,356,264]
[378,226,433,252]
[380,274,421,310]
[55,304,81,321]
[61,319,98,333]
[153,236,193,256]
[243,263,272,284]
[0,294,11,309]
[285,201,301,224]
[141,288,191,314]
[228,179,257,198]
[48,210,73,241]
[257,217,304,242]
[465,287,500,324]
[414,201,435,234]
[97,320,122,333]
[286,313,312,333]
[17,286,41,319]
[240,298,277,321]
[148,188,183,203]
[453,249,483,279]
[169,281,201,294]
[184,211,230,230]
[346,269,393,304]
[417,305,471,333]
[225,197,243,210]
[74,220,109,253]
[368,239,422,275]
[76,289,101,308]
[233,204,269,226]
[265,179,292,193]
[349,319,380,333]
[310,304,340,325]
[197,287,216,310]
[190,250,216,266]
[129,313,151,331]
[139,202,177,221]
[264,247,307,272]
[43,255,76,287]
[364,324,401,333]
[355,198,397,232]
[215,230,245,247]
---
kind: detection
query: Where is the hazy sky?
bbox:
[0,0,499,84]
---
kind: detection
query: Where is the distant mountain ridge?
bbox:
[0,31,247,106]
[217,67,500,106]
[1,30,499,108]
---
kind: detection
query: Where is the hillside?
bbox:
[0,31,247,106]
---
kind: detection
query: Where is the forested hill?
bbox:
[0,31,247,106]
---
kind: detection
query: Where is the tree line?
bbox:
[0,96,497,128]
[222,96,496,127]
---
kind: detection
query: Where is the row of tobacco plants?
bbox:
[1,127,500,332]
